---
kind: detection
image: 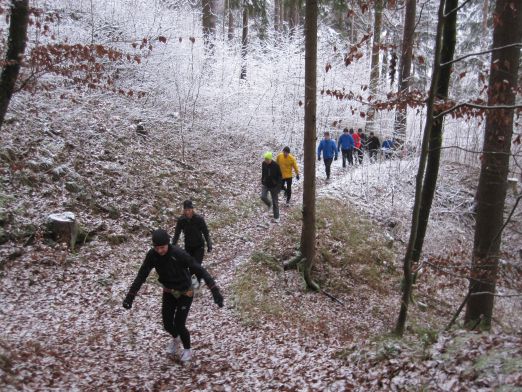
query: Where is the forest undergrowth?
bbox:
[0,89,521,390]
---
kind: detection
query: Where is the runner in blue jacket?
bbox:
[337,128,355,168]
[317,131,338,180]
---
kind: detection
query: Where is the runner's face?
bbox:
[283,152,289,158]
[154,244,169,255]
[184,208,194,218]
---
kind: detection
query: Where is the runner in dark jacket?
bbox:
[367,132,381,162]
[123,229,223,363]
[261,152,282,222]
[172,200,212,284]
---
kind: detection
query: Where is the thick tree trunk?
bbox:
[202,0,216,48]
[0,0,29,132]
[365,0,383,134]
[301,0,318,291]
[394,0,446,337]
[240,6,248,79]
[393,0,416,147]
[464,0,522,329]
[411,0,457,264]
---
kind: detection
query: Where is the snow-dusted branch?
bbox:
[440,43,522,67]
[443,0,473,18]
[489,195,522,253]
[434,102,522,119]
[470,291,522,297]
[424,260,471,281]
[431,145,522,157]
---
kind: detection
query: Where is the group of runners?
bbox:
[122,129,393,363]
[123,201,219,364]
[318,128,394,179]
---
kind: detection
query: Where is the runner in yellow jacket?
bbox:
[276,146,300,204]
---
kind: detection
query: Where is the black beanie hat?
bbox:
[152,229,170,246]
[183,200,194,209]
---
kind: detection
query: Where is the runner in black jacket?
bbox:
[172,200,212,284]
[261,151,282,222]
[123,229,223,363]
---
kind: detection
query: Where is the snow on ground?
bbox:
[1,1,521,387]
[1,90,521,391]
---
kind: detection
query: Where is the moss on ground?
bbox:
[231,196,400,325]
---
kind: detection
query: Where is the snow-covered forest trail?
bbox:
[1,93,521,390]
[0,112,380,390]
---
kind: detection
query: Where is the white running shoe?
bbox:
[167,337,181,355]
[274,217,280,224]
[191,274,200,290]
[180,348,192,362]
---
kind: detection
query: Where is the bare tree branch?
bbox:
[413,0,428,34]
[470,291,522,297]
[441,43,522,67]
[431,145,522,157]
[489,195,522,253]
[443,0,473,17]
[434,102,522,119]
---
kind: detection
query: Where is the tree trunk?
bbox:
[288,0,299,32]
[394,0,446,337]
[393,0,416,147]
[482,0,489,36]
[0,0,29,132]
[240,6,248,79]
[300,0,318,291]
[365,0,383,134]
[411,0,457,264]
[228,6,235,40]
[274,0,281,32]
[259,7,268,41]
[202,0,216,48]
[280,1,285,33]
[464,0,522,330]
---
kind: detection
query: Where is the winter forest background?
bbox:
[1,0,521,390]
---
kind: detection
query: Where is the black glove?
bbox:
[296,175,300,180]
[211,286,224,308]
[123,293,135,309]
[334,156,338,161]
[207,245,212,253]
[317,156,321,161]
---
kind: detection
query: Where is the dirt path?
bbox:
[4,96,519,391]
[1,144,377,390]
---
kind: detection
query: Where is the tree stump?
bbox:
[47,212,79,250]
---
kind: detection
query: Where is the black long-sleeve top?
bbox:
[368,136,381,150]
[172,214,211,249]
[127,245,215,294]
[261,160,282,188]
